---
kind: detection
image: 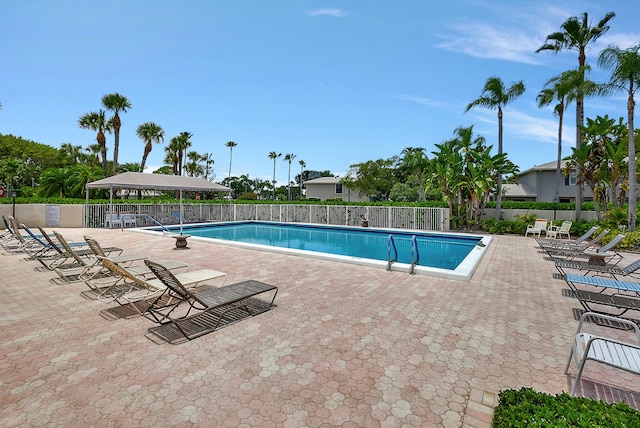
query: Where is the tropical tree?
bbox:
[136,122,165,173]
[298,159,306,198]
[38,167,73,198]
[58,143,85,166]
[345,157,398,201]
[536,68,581,204]
[68,164,104,198]
[268,151,281,199]
[226,141,236,180]
[173,132,193,176]
[202,153,215,181]
[283,153,296,200]
[184,151,205,177]
[398,147,430,201]
[78,110,110,176]
[102,93,132,176]
[536,11,616,219]
[465,76,525,220]
[598,44,640,231]
[164,138,180,175]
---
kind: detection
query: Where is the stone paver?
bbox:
[1,228,639,427]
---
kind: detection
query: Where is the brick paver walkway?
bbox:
[1,229,639,427]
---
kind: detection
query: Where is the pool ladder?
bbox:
[387,235,420,274]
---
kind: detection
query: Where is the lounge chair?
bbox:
[555,258,640,281]
[544,230,617,261]
[524,219,548,238]
[563,273,640,317]
[143,260,277,340]
[546,221,572,240]
[96,257,225,315]
[539,226,603,251]
[565,311,640,397]
[83,235,148,265]
[1,217,41,254]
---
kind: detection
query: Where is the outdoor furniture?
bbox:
[144,260,277,340]
[563,273,640,317]
[556,258,640,281]
[105,212,123,229]
[538,225,598,249]
[546,221,572,240]
[565,311,640,396]
[121,213,137,228]
[544,229,615,260]
[524,219,548,238]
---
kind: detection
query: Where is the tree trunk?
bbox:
[628,87,637,231]
[575,96,584,220]
[494,108,503,221]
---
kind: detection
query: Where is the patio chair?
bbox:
[543,229,612,258]
[96,257,224,316]
[1,216,42,254]
[563,273,640,317]
[555,258,640,281]
[565,311,640,396]
[546,221,572,240]
[524,219,548,238]
[83,235,147,266]
[538,225,598,249]
[105,212,123,229]
[143,260,277,340]
[121,213,137,228]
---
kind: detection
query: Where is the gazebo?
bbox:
[85,172,231,235]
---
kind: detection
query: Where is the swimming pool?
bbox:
[141,221,491,281]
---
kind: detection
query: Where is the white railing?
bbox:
[84,203,449,231]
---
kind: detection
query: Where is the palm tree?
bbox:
[174,132,192,176]
[136,122,165,173]
[465,76,525,220]
[203,153,215,181]
[400,147,430,201]
[299,159,306,198]
[38,167,72,198]
[78,110,110,176]
[268,151,281,200]
[226,141,237,181]
[536,11,615,219]
[598,44,640,231]
[164,138,180,175]
[283,153,296,200]
[102,93,132,176]
[536,69,580,206]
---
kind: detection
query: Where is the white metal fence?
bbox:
[84,203,450,231]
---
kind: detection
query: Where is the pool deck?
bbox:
[2,228,640,427]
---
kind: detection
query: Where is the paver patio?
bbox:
[1,228,639,427]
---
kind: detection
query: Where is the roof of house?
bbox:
[519,159,570,175]
[304,177,342,185]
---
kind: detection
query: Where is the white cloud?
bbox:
[436,21,543,65]
[394,94,445,107]
[308,8,347,17]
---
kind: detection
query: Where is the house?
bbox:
[304,177,370,202]
[503,160,594,203]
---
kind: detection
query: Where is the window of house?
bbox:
[564,172,577,185]
[335,184,343,194]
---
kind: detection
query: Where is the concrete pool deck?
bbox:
[1,228,640,427]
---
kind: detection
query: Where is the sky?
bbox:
[1,0,639,186]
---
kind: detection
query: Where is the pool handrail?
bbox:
[135,214,174,235]
[410,235,420,275]
[387,234,398,271]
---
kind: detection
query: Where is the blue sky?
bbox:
[1,0,639,186]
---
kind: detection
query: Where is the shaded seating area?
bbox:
[143,260,278,342]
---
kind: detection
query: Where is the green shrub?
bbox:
[492,388,640,427]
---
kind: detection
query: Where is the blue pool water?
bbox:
[156,222,482,270]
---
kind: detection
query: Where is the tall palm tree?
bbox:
[268,151,281,200]
[102,93,132,176]
[226,141,237,181]
[203,153,215,181]
[174,132,192,176]
[465,76,525,220]
[283,153,296,200]
[136,122,165,173]
[536,11,615,219]
[536,69,580,206]
[299,159,306,198]
[164,138,180,175]
[598,44,640,231]
[78,110,110,176]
